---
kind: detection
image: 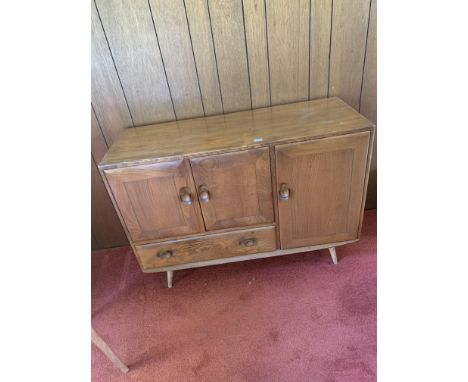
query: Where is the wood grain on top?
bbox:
[100,97,374,169]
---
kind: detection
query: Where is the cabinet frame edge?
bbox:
[357,126,376,238]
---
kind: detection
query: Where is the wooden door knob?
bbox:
[198,185,210,203]
[158,250,173,259]
[240,238,257,247]
[279,183,290,201]
[179,187,193,205]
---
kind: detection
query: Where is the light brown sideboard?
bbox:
[99,97,375,288]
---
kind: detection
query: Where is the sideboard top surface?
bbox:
[100,97,374,169]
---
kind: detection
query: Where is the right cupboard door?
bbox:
[275,131,371,249]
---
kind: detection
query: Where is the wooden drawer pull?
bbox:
[179,187,193,205]
[240,238,257,247]
[157,250,174,259]
[198,185,210,203]
[279,183,290,201]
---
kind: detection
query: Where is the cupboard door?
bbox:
[104,160,205,242]
[190,148,274,231]
[275,132,370,249]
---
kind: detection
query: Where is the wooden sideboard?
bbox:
[99,97,375,288]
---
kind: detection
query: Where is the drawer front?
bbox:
[135,226,277,270]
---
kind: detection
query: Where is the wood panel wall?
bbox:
[91,0,377,249]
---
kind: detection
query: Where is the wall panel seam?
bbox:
[206,0,225,113]
[264,0,272,106]
[308,0,311,100]
[359,0,373,112]
[241,0,253,109]
[91,231,100,249]
[183,0,206,116]
[91,103,110,148]
[327,0,334,98]
[147,0,178,120]
[93,0,135,127]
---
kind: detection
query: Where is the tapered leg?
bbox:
[167,270,173,288]
[328,247,338,265]
[91,327,129,374]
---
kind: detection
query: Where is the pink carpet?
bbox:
[92,210,376,381]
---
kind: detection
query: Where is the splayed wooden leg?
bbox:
[328,247,338,265]
[91,327,129,374]
[167,270,173,288]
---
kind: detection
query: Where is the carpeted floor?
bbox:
[92,210,376,382]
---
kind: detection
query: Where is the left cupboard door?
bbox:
[104,160,205,242]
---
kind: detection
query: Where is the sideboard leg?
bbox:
[91,327,129,374]
[167,271,173,288]
[328,247,338,265]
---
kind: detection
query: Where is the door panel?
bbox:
[276,132,370,249]
[190,148,274,231]
[104,160,205,242]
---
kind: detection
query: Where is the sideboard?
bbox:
[99,97,375,288]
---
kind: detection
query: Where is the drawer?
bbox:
[135,226,277,270]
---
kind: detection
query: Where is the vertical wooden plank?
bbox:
[184,0,223,116]
[91,156,128,249]
[91,107,109,163]
[91,0,133,145]
[243,0,270,108]
[329,0,371,110]
[360,0,376,125]
[360,0,376,209]
[148,0,204,119]
[309,0,332,99]
[95,0,175,125]
[208,0,251,113]
[266,0,310,105]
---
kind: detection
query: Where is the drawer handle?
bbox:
[240,238,257,247]
[198,185,210,203]
[157,250,174,259]
[179,187,193,205]
[279,183,290,201]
